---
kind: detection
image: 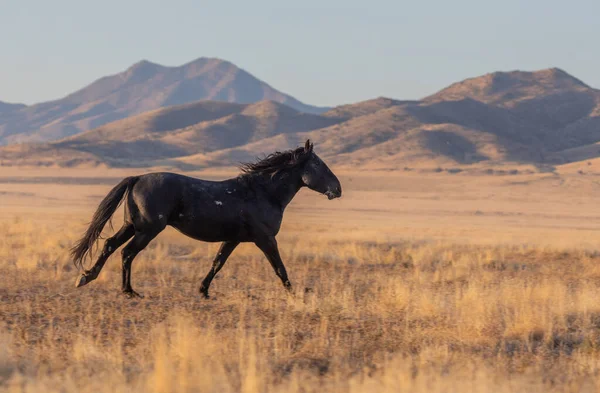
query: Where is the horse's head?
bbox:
[300,140,342,200]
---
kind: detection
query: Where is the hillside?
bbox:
[0,101,26,115]
[173,68,600,171]
[2,67,600,171]
[0,100,340,167]
[0,57,327,145]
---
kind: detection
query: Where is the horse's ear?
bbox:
[304,139,313,153]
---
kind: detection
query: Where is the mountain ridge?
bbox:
[0,101,27,114]
[2,67,600,171]
[426,67,593,104]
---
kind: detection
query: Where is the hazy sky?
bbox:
[1,0,599,107]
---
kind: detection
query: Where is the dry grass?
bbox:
[1,216,600,392]
[2,169,600,392]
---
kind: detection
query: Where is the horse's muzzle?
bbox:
[325,186,342,200]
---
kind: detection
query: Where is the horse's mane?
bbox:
[239,145,312,176]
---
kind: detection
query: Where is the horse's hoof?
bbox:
[284,282,293,293]
[122,290,144,299]
[199,287,210,299]
[75,274,88,288]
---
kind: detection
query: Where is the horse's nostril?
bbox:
[327,185,342,199]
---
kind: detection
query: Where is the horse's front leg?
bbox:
[255,236,292,292]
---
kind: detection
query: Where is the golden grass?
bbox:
[2,169,600,392]
[1,215,600,392]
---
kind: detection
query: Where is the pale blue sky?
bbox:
[1,0,598,106]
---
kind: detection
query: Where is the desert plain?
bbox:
[1,164,600,392]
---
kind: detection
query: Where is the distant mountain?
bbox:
[3,67,600,171]
[424,68,600,152]
[425,68,590,104]
[0,57,328,145]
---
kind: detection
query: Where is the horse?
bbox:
[70,140,342,298]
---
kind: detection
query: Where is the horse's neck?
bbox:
[267,172,304,209]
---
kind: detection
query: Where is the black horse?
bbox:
[71,140,342,298]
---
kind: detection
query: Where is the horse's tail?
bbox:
[70,176,139,270]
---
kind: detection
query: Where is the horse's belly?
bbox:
[169,217,246,242]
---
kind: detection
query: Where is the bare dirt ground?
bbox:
[1,167,600,392]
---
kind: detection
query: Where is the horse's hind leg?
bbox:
[120,230,161,298]
[76,223,135,288]
[199,241,239,298]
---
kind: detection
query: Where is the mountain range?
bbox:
[2,61,600,172]
[0,57,327,145]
